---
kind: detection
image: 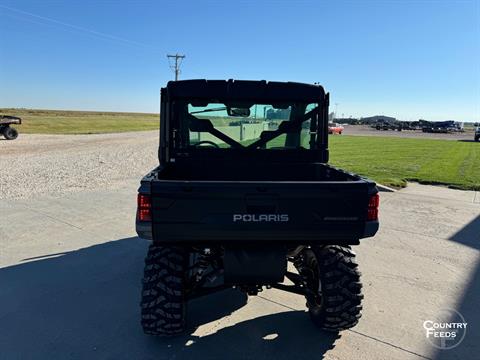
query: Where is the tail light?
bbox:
[367,193,379,221]
[137,194,152,222]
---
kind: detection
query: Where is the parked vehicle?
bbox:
[421,120,459,133]
[0,115,21,140]
[328,122,344,134]
[372,119,401,131]
[475,124,479,142]
[136,80,379,336]
[453,122,464,132]
[399,121,421,131]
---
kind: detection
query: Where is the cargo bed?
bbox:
[156,161,357,182]
[139,162,378,244]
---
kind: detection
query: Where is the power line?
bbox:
[0,4,162,52]
[167,53,185,81]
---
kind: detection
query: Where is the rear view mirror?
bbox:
[227,107,250,117]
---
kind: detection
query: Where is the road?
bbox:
[1,132,479,359]
[1,183,478,360]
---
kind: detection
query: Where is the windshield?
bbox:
[183,102,318,149]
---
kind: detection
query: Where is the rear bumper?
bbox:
[363,221,379,238]
[137,221,379,245]
[136,221,153,240]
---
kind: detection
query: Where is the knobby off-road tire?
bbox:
[307,245,363,331]
[141,245,187,336]
[3,126,18,140]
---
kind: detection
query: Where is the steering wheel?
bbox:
[193,140,220,148]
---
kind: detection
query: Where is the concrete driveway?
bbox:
[0,182,479,360]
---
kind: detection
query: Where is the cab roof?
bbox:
[165,79,325,103]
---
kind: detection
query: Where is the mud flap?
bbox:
[224,246,286,285]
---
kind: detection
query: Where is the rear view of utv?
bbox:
[136,80,379,335]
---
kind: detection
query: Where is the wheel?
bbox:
[475,136,479,142]
[140,245,187,336]
[3,126,18,140]
[302,245,363,331]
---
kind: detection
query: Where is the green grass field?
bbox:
[247,134,479,190]
[1,108,159,134]
[328,136,480,190]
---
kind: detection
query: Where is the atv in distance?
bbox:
[136,80,379,336]
[0,115,22,140]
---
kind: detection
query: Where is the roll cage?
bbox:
[159,80,330,164]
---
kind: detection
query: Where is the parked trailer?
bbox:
[421,120,462,133]
[399,121,422,131]
[372,119,402,131]
[0,115,22,140]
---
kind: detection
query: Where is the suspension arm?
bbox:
[270,283,306,296]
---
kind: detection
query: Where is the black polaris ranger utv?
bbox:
[136,80,379,336]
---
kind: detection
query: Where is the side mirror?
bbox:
[227,107,250,117]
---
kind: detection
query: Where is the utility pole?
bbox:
[167,53,186,81]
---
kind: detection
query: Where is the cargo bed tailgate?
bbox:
[149,180,378,244]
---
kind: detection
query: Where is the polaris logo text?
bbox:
[233,214,289,222]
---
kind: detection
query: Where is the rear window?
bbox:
[185,102,317,149]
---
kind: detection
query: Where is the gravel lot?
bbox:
[0,131,159,200]
[343,125,475,141]
[1,128,476,200]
